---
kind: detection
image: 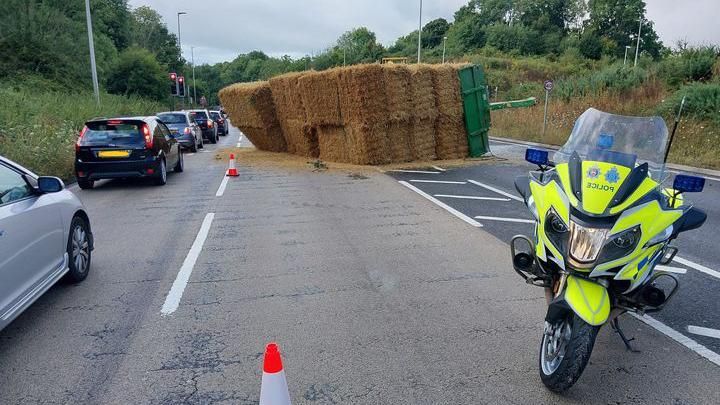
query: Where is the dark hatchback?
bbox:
[74,117,184,189]
[157,111,203,152]
[209,110,228,136]
[188,109,218,144]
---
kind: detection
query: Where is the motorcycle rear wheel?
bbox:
[539,313,600,393]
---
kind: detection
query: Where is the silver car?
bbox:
[0,155,93,331]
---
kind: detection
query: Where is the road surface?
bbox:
[1,126,719,404]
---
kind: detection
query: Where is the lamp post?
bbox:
[416,0,423,64]
[634,17,643,67]
[84,0,100,106]
[177,12,187,104]
[191,46,197,107]
[624,45,631,66]
[442,36,448,63]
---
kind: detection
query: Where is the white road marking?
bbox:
[390,170,441,174]
[473,215,535,224]
[630,313,720,367]
[673,256,720,280]
[410,179,467,185]
[215,175,230,197]
[688,325,720,340]
[655,265,687,274]
[467,179,524,202]
[434,194,511,202]
[161,213,215,315]
[186,153,195,156]
[431,165,446,172]
[399,181,482,228]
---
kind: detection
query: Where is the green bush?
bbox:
[554,64,648,101]
[106,47,167,100]
[658,83,720,123]
[658,46,719,86]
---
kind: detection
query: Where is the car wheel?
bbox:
[210,133,217,144]
[174,150,184,172]
[78,179,94,190]
[190,139,198,153]
[198,136,204,149]
[154,158,167,185]
[65,216,91,283]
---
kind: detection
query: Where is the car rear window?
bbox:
[157,113,187,124]
[209,112,222,120]
[81,122,144,147]
[193,111,209,119]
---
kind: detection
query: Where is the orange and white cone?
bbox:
[259,342,291,405]
[226,153,239,177]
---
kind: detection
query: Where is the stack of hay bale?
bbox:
[218,63,471,165]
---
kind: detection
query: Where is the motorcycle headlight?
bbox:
[544,208,569,253]
[569,221,609,263]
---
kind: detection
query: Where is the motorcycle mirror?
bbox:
[525,148,549,166]
[673,174,705,193]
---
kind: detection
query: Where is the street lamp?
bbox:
[634,17,643,67]
[442,36,448,64]
[624,45,631,66]
[191,46,197,107]
[177,11,187,104]
[416,0,423,64]
[84,0,100,106]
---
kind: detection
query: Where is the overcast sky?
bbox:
[128,0,720,65]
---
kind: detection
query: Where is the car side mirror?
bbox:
[673,175,705,193]
[38,176,64,193]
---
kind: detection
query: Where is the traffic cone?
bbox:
[259,342,291,405]
[226,153,239,177]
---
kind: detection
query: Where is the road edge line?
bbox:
[216,176,230,197]
[160,213,215,315]
[468,179,523,202]
[399,181,483,228]
[673,256,720,280]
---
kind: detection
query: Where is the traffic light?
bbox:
[178,76,186,97]
[169,72,178,96]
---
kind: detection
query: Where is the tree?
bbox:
[445,11,487,54]
[130,6,184,70]
[335,27,385,64]
[587,0,662,58]
[422,18,450,48]
[579,29,603,59]
[106,47,166,100]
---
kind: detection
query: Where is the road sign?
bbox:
[544,80,554,92]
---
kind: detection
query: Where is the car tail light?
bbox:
[184,127,191,135]
[107,120,123,125]
[142,124,153,149]
[76,126,88,152]
[208,121,214,128]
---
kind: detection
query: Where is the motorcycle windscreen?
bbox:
[564,275,610,326]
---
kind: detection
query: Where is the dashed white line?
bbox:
[687,325,720,340]
[410,179,467,185]
[431,165,446,172]
[161,213,215,315]
[467,180,524,202]
[391,170,441,174]
[215,175,230,197]
[655,265,687,274]
[473,215,535,224]
[399,181,483,228]
[434,194,511,202]
[673,256,720,280]
[630,313,720,367]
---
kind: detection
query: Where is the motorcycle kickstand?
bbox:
[611,318,640,353]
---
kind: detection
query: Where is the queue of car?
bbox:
[0,108,227,333]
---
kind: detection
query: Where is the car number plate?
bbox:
[170,129,179,134]
[98,150,130,158]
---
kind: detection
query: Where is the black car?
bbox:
[209,110,228,136]
[188,109,219,144]
[157,111,203,152]
[74,117,184,189]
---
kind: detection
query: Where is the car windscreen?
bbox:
[193,111,209,119]
[81,122,144,147]
[157,113,187,124]
[209,112,222,120]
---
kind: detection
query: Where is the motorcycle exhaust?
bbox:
[636,272,679,313]
[510,235,548,287]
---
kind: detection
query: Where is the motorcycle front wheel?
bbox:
[539,313,600,393]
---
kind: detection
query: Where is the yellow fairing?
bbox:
[530,179,569,266]
[555,163,579,208]
[564,275,610,326]
[581,161,631,214]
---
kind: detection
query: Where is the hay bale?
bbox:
[346,122,392,165]
[410,117,437,161]
[431,64,465,118]
[299,70,343,126]
[435,115,468,159]
[337,64,388,125]
[218,81,287,152]
[317,125,349,162]
[383,65,413,122]
[387,120,414,163]
[282,119,318,157]
[408,65,438,121]
[269,72,307,121]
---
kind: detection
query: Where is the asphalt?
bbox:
[1,127,719,404]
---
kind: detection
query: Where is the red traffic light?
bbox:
[178,76,184,83]
[169,72,177,80]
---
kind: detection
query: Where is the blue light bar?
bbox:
[673,174,705,193]
[525,148,549,166]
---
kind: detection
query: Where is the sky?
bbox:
[128,0,720,65]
